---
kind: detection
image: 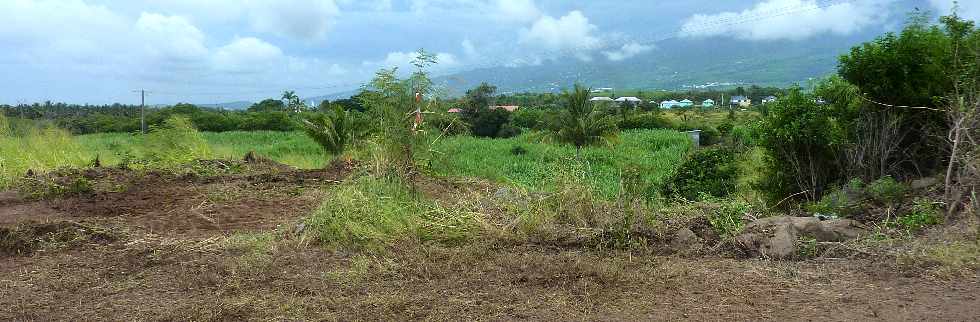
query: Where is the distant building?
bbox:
[591,87,614,93]
[660,100,680,109]
[449,105,519,113]
[730,95,751,107]
[615,97,643,104]
[590,97,615,102]
[678,99,694,108]
[762,96,777,104]
[491,105,520,112]
[702,99,715,108]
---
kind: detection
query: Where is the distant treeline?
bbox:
[1,85,783,135]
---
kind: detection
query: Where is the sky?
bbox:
[1,0,976,105]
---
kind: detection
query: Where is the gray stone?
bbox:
[493,187,515,200]
[911,177,940,190]
[735,216,866,259]
[670,228,703,252]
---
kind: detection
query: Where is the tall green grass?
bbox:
[305,176,476,250]
[0,115,90,188]
[77,131,327,169]
[429,129,692,198]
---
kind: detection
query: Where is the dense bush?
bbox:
[497,123,522,138]
[511,108,547,129]
[757,87,848,202]
[427,112,470,136]
[665,148,738,201]
[141,115,211,168]
[617,113,675,130]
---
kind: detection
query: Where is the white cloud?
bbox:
[363,50,461,74]
[135,13,209,61]
[929,0,980,21]
[246,0,340,41]
[212,37,285,72]
[519,11,601,54]
[603,42,654,61]
[680,0,894,41]
[461,39,478,58]
[495,0,541,23]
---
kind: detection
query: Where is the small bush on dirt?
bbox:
[17,175,93,199]
[706,197,750,237]
[665,148,737,201]
[305,176,475,250]
[866,176,907,204]
[142,115,211,168]
[807,178,865,217]
[897,199,942,232]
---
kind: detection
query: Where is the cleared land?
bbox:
[1,129,978,320]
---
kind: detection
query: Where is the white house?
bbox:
[678,99,694,108]
[762,96,777,104]
[660,100,680,109]
[590,96,614,102]
[615,97,643,105]
[702,99,715,108]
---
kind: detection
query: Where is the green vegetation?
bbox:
[552,84,619,158]
[665,148,737,201]
[429,129,691,198]
[305,176,476,250]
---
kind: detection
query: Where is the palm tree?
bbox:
[302,105,366,157]
[282,90,302,113]
[554,84,619,160]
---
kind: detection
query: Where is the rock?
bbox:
[493,187,515,200]
[293,222,306,235]
[911,177,940,190]
[735,216,866,259]
[670,228,703,252]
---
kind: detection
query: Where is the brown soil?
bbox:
[1,162,978,321]
[1,161,348,238]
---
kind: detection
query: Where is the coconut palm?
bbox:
[554,84,619,160]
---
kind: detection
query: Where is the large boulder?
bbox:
[735,216,866,259]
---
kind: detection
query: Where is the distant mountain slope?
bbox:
[436,32,878,95]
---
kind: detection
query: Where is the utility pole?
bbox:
[133,89,148,134]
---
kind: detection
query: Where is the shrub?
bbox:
[757,87,848,203]
[428,112,469,136]
[511,108,546,129]
[302,106,368,156]
[510,145,528,156]
[897,199,942,232]
[665,148,738,201]
[806,178,865,217]
[497,124,522,138]
[142,115,211,168]
[617,113,675,130]
[716,121,734,137]
[711,198,750,237]
[866,176,907,204]
[305,176,475,250]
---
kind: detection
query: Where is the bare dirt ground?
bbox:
[1,163,978,321]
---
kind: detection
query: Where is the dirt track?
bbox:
[1,164,978,321]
